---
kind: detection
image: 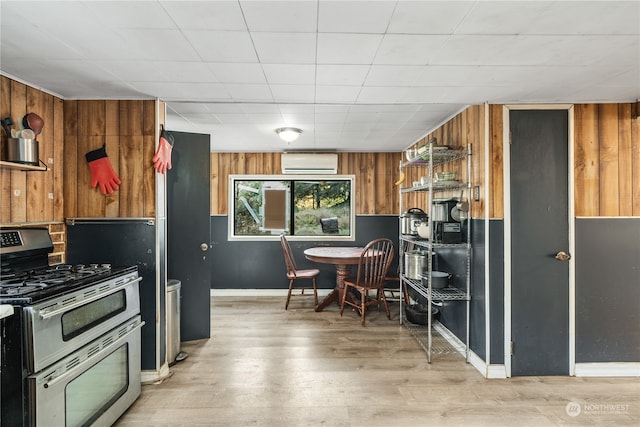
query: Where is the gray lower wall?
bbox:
[210,215,399,290]
[575,218,640,362]
[488,219,505,364]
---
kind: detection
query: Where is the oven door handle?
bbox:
[38,276,142,320]
[42,320,145,389]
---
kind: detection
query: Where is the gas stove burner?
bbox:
[0,283,47,296]
[49,263,112,274]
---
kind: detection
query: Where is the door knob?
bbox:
[200,243,209,251]
[554,251,571,261]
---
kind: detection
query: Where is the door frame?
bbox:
[502,104,576,377]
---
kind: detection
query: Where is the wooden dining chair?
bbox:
[340,238,395,326]
[280,234,320,310]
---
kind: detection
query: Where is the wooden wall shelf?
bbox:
[0,160,47,171]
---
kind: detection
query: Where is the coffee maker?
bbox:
[431,199,463,244]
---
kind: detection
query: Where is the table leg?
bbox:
[315,264,357,312]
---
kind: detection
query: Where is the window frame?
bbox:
[227,174,356,241]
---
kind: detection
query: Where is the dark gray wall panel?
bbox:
[489,220,505,364]
[210,215,399,290]
[575,218,640,362]
[470,218,486,360]
[66,219,158,370]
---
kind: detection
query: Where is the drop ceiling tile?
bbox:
[365,65,427,86]
[225,84,274,101]
[262,64,316,85]
[162,1,247,31]
[345,112,380,123]
[183,30,258,62]
[270,84,316,102]
[252,32,317,64]
[212,113,252,125]
[314,105,351,113]
[241,1,317,32]
[98,60,219,83]
[208,63,266,84]
[314,112,348,124]
[374,35,448,65]
[316,65,370,85]
[456,2,554,35]
[279,104,315,114]
[316,33,383,64]
[314,86,362,103]
[117,29,201,61]
[281,113,314,125]
[388,1,474,34]
[356,86,409,103]
[180,114,223,125]
[168,102,214,114]
[318,1,395,33]
[429,35,575,66]
[132,82,231,101]
[531,1,640,35]
[1,1,96,31]
[4,59,114,85]
[241,104,281,114]
[87,2,175,29]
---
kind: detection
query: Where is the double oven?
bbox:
[1,227,144,426]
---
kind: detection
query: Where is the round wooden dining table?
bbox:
[304,246,364,312]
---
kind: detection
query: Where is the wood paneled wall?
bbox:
[210,152,402,215]
[574,103,640,217]
[4,73,636,223]
[403,105,486,219]
[488,103,640,219]
[63,99,157,218]
[0,76,65,223]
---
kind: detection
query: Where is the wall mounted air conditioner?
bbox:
[281,153,338,174]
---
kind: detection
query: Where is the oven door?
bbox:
[29,315,144,427]
[25,271,141,373]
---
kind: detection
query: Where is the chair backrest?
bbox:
[280,234,298,275]
[353,238,395,288]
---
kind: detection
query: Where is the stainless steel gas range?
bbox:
[1,227,144,427]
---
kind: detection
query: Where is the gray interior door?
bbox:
[167,131,211,342]
[510,109,570,376]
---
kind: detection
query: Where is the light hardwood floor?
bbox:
[115,297,639,426]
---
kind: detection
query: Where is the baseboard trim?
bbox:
[574,362,640,377]
[487,364,508,379]
[141,363,171,384]
[211,289,333,297]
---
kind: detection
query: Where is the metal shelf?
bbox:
[400,181,468,193]
[402,276,469,301]
[400,235,469,250]
[403,321,459,355]
[402,149,468,168]
[398,142,472,364]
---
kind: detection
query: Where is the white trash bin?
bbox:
[167,279,187,365]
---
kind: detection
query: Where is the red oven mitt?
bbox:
[85,145,121,195]
[152,127,174,174]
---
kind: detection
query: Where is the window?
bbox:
[229,175,355,241]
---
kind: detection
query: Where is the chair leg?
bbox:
[339,284,348,317]
[360,288,366,326]
[381,292,391,320]
[312,278,318,305]
[285,279,294,310]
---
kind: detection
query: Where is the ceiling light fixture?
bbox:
[275,127,302,143]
